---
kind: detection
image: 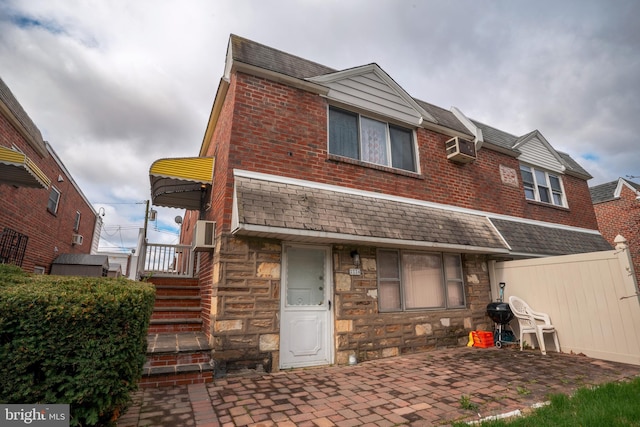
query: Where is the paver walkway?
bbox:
[117,346,640,426]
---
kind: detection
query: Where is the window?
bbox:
[329,107,417,172]
[519,165,565,207]
[377,250,465,311]
[74,211,81,231]
[33,266,45,275]
[47,187,61,214]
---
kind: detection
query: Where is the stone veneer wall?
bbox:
[209,234,282,375]
[210,235,494,374]
[333,246,493,365]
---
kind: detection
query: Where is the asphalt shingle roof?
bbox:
[230,34,336,79]
[490,218,612,255]
[52,254,109,267]
[235,176,611,257]
[0,77,44,148]
[590,178,640,204]
[235,176,507,250]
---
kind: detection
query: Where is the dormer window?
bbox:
[329,107,417,173]
[520,165,566,207]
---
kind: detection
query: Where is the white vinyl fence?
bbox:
[489,243,640,365]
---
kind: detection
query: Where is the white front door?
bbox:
[280,244,333,369]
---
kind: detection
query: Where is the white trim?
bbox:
[486,217,512,251]
[614,178,640,199]
[233,169,602,235]
[450,107,484,150]
[308,64,436,125]
[514,130,566,173]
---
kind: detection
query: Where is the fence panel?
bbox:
[491,247,640,365]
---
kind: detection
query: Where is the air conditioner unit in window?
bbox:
[193,220,216,251]
[72,234,83,245]
[445,136,476,164]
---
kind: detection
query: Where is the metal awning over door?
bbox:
[0,145,50,189]
[149,156,214,210]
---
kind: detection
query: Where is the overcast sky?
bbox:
[1,0,638,252]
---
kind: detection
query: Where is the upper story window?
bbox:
[74,211,81,231]
[47,186,61,214]
[377,249,465,312]
[520,165,566,207]
[329,107,417,173]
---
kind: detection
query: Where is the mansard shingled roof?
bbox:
[234,175,507,251]
[229,34,590,178]
[233,174,611,257]
[230,35,471,137]
[0,77,45,153]
[230,34,336,79]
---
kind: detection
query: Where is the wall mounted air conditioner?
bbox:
[445,136,476,164]
[72,234,84,245]
[193,220,216,251]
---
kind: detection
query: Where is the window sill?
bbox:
[525,199,570,211]
[327,154,423,179]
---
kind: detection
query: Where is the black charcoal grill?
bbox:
[486,282,516,348]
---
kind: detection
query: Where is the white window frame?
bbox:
[328,106,419,173]
[33,266,45,275]
[74,211,81,231]
[377,249,466,312]
[47,186,61,214]
[520,165,567,207]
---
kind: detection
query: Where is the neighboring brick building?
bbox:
[590,178,640,284]
[148,35,611,374]
[0,77,99,273]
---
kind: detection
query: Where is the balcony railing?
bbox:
[138,241,199,278]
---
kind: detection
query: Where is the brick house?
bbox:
[590,178,640,283]
[148,35,610,374]
[0,77,99,273]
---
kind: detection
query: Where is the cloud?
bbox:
[1,0,639,255]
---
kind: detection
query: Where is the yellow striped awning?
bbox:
[149,156,214,210]
[0,145,51,189]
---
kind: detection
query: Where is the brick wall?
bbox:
[0,113,96,273]
[202,72,598,234]
[593,186,640,284]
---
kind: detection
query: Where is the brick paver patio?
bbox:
[117,346,640,426]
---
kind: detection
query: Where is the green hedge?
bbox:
[0,265,155,426]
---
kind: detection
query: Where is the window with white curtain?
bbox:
[328,106,417,172]
[377,249,465,311]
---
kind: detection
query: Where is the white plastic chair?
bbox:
[508,295,560,355]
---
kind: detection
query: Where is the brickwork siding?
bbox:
[200,72,598,234]
[593,186,640,284]
[0,113,95,273]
